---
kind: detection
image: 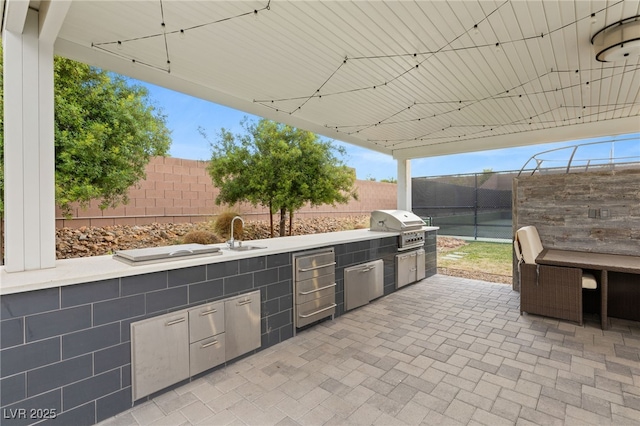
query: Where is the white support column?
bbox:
[3,8,56,272]
[397,159,412,211]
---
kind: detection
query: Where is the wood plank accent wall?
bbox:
[512,168,640,289]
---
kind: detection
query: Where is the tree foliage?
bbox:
[205,119,357,237]
[0,47,171,216]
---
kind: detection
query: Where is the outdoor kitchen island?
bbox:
[0,226,437,426]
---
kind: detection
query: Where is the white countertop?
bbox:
[0,228,436,295]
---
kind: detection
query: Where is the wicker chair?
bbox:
[514,226,597,325]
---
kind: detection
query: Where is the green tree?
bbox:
[478,168,495,186]
[206,119,357,237]
[0,48,171,217]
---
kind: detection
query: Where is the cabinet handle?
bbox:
[237,299,252,306]
[298,262,336,272]
[169,249,193,256]
[299,303,337,318]
[199,309,217,316]
[165,317,186,326]
[201,340,219,348]
[299,283,336,295]
[359,266,374,273]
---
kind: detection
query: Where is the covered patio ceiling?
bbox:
[15,0,640,160]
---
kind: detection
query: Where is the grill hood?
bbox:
[370,210,425,232]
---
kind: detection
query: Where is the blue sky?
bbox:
[140,81,639,180]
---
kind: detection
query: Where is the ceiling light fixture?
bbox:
[591,15,640,62]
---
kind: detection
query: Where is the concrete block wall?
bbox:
[55,157,398,228]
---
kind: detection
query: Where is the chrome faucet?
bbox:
[227,216,244,249]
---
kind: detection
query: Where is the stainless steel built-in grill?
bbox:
[370,210,427,288]
[370,210,426,251]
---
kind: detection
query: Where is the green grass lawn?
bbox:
[438,241,512,276]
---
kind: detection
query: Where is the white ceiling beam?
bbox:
[38,0,72,42]
[392,116,640,160]
[2,0,29,34]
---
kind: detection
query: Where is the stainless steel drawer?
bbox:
[296,251,336,281]
[189,334,226,376]
[296,294,336,328]
[189,301,225,343]
[296,273,336,305]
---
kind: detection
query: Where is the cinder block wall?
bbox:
[55,157,398,228]
[512,168,640,288]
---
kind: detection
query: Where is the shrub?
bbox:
[182,230,220,245]
[213,211,244,239]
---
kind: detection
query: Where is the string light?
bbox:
[94,0,632,143]
[92,0,272,72]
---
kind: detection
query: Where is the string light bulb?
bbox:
[495,42,501,53]
[117,41,123,50]
[473,24,479,35]
[590,13,597,24]
[179,29,185,39]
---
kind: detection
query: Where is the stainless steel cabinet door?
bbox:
[224,290,261,361]
[131,312,190,401]
[345,260,384,311]
[345,263,371,311]
[416,249,426,281]
[369,260,384,300]
[396,252,417,288]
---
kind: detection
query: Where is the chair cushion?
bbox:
[582,273,597,289]
[515,226,544,264]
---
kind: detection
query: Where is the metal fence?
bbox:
[412,171,516,240]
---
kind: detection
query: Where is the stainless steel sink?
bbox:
[228,245,266,251]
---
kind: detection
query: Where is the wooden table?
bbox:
[536,249,640,329]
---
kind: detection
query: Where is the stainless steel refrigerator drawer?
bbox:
[296,274,336,305]
[296,294,336,328]
[296,251,336,281]
[344,259,384,311]
[190,334,226,376]
[189,301,225,343]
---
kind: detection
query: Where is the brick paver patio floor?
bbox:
[100,274,640,425]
